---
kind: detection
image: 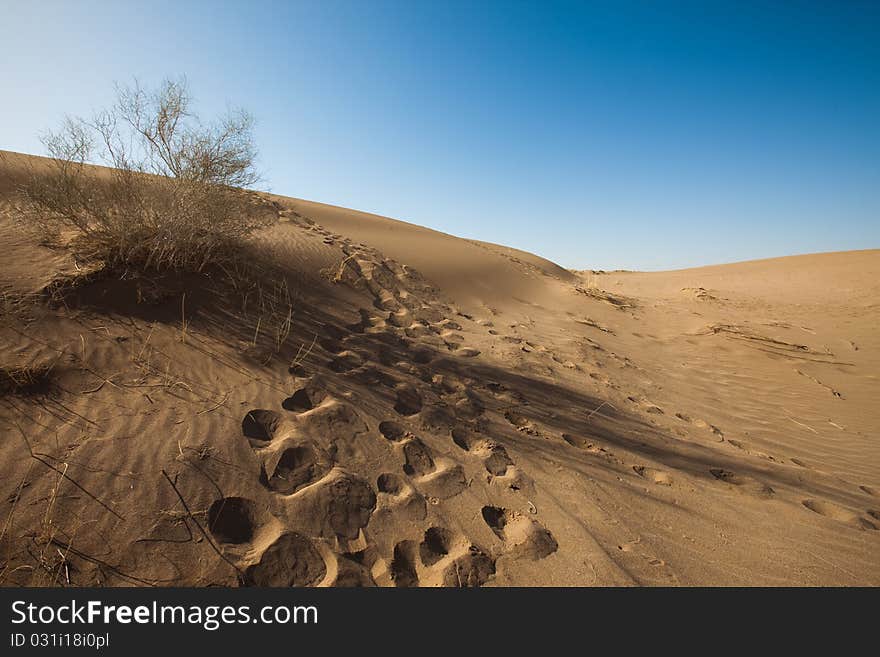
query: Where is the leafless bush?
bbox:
[19,78,275,273]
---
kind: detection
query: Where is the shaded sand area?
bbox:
[1,151,878,586]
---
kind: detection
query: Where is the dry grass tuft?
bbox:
[0,362,55,396]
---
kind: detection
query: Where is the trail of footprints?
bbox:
[377,419,468,500]
[218,387,380,586]
[204,360,558,587]
[562,422,780,500]
[389,530,497,588]
[210,216,876,587]
[378,403,558,587]
[316,223,485,359]
[801,498,877,531]
[561,409,878,532]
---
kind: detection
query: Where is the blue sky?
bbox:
[1,1,877,270]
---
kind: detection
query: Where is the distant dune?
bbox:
[1,150,877,586]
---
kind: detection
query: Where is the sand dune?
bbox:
[1,151,877,586]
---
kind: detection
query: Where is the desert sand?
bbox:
[1,150,878,586]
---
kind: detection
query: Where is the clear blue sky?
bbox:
[1,1,878,270]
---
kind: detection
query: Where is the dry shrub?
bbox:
[18,78,276,273]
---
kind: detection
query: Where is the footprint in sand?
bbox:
[376,472,403,494]
[295,399,366,441]
[393,385,423,416]
[802,499,877,531]
[481,505,558,561]
[451,391,485,422]
[628,396,664,415]
[408,346,435,364]
[235,393,381,566]
[449,425,483,454]
[452,425,533,493]
[480,442,514,476]
[380,420,467,499]
[207,497,264,545]
[674,413,724,441]
[419,403,458,431]
[292,470,377,541]
[561,434,623,464]
[484,381,526,405]
[242,409,282,444]
[328,350,364,373]
[376,472,427,521]
[616,538,674,579]
[419,527,496,587]
[435,319,463,332]
[332,552,378,587]
[504,410,540,436]
[405,438,468,499]
[279,378,335,414]
[378,419,410,442]
[318,321,347,341]
[441,547,496,587]
[440,328,465,342]
[402,437,435,477]
[346,308,376,334]
[243,404,338,498]
[443,338,462,351]
[388,528,495,588]
[633,465,673,486]
[281,388,316,412]
[404,320,432,339]
[390,540,420,587]
[727,439,779,462]
[348,365,399,389]
[419,526,456,566]
[318,336,345,354]
[709,468,774,499]
[262,442,333,495]
[243,532,328,587]
[451,427,514,476]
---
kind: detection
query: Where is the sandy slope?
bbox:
[1,151,878,586]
